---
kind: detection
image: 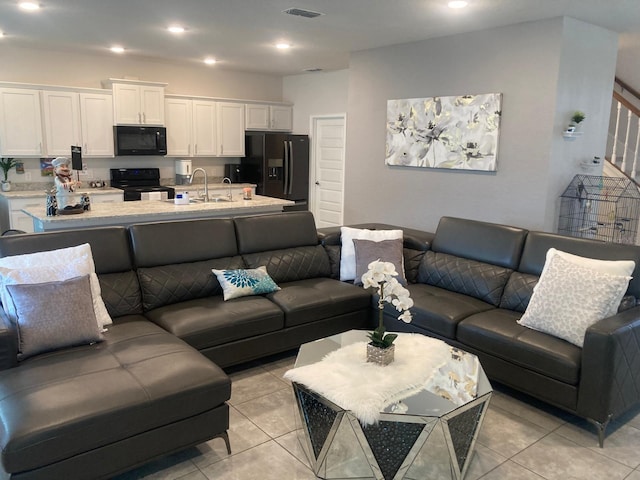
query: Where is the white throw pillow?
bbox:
[212,266,280,301]
[518,253,631,347]
[340,227,403,281]
[544,247,635,277]
[0,243,112,329]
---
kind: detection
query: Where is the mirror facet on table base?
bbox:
[290,330,492,480]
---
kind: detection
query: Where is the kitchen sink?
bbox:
[163,196,233,204]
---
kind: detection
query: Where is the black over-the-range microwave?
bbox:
[113,125,167,156]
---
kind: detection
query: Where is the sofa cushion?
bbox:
[0,318,230,474]
[235,211,319,254]
[213,266,281,301]
[267,278,371,328]
[499,272,539,313]
[129,218,238,267]
[431,217,527,269]
[137,256,245,311]
[403,283,495,339]
[243,245,331,283]
[418,250,512,306]
[144,296,284,350]
[457,309,582,385]
[99,271,144,318]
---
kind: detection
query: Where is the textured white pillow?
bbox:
[340,227,403,281]
[544,248,635,278]
[212,266,280,301]
[518,254,631,347]
[0,243,112,329]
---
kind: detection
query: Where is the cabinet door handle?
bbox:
[138,112,142,124]
[142,112,146,124]
[188,144,191,156]
[195,144,198,155]
[220,145,223,155]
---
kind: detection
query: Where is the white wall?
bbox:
[342,17,617,233]
[283,70,349,134]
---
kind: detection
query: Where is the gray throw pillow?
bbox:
[353,238,406,286]
[7,274,104,360]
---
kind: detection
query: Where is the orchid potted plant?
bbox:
[361,260,413,365]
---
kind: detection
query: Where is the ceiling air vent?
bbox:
[282,8,324,19]
[303,68,323,72]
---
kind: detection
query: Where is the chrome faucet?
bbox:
[222,177,233,200]
[189,168,209,202]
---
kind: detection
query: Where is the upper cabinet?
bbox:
[79,92,114,157]
[41,90,82,157]
[0,88,44,157]
[245,103,292,131]
[106,79,166,126]
[217,102,245,157]
[41,90,114,158]
[165,97,245,157]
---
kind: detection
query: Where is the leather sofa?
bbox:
[321,216,640,446]
[0,211,371,479]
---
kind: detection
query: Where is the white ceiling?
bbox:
[1,0,638,76]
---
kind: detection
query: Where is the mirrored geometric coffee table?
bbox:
[290,330,492,480]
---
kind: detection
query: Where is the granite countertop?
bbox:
[22,195,294,226]
[0,187,122,199]
[169,183,256,190]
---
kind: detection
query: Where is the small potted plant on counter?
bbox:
[0,158,17,192]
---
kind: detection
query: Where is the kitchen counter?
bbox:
[0,187,122,199]
[22,195,294,232]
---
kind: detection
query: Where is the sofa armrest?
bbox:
[578,306,640,423]
[0,308,18,370]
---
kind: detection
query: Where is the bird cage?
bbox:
[558,175,640,244]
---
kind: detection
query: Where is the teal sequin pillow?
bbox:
[212,266,281,301]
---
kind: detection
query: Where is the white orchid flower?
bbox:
[398,310,413,323]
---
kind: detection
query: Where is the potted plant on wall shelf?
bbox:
[0,158,17,192]
[567,111,586,133]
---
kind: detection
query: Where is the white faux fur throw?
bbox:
[284,333,452,425]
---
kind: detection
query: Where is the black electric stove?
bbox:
[110,168,175,201]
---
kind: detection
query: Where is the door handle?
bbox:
[288,141,294,195]
[283,140,289,195]
[315,181,320,185]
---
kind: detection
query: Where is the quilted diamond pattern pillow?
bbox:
[418,250,512,306]
[212,266,280,301]
[243,245,330,284]
[518,254,631,347]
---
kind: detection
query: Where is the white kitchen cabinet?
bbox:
[192,100,218,156]
[217,102,245,156]
[165,97,193,156]
[42,90,82,157]
[79,92,114,157]
[110,80,166,126]
[0,196,45,233]
[42,90,114,158]
[270,105,293,131]
[89,192,123,204]
[0,88,44,157]
[245,103,292,131]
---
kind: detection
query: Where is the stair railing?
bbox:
[609,78,640,180]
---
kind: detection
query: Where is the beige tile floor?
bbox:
[113,350,640,480]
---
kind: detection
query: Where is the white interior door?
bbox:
[311,115,346,227]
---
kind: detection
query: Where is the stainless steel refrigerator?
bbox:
[234,132,309,211]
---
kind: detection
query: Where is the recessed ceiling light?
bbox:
[18,2,40,11]
[276,43,292,50]
[204,57,216,65]
[167,25,186,34]
[447,1,468,8]
[110,46,125,54]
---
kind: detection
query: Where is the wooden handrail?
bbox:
[616,77,640,103]
[613,90,640,118]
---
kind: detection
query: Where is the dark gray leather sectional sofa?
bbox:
[322,216,640,446]
[0,211,371,480]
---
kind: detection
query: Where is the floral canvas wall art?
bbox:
[385,93,502,171]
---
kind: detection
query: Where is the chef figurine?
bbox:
[52,157,82,209]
